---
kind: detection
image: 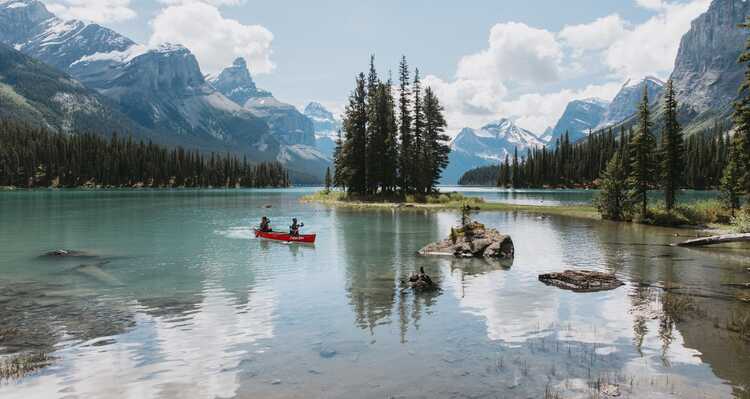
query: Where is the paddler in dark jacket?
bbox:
[259,216,272,232]
[289,218,304,237]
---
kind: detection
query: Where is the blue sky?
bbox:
[44,0,711,133]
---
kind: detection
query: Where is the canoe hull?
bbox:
[254,229,316,243]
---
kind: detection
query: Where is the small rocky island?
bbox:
[418,219,514,259]
[538,270,624,293]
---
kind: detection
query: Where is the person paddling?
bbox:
[259,216,272,232]
[289,218,304,237]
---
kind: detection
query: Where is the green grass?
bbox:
[730,209,750,233]
[302,190,599,218]
[640,200,733,227]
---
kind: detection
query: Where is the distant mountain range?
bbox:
[304,102,342,159]
[450,0,750,184]
[442,119,544,184]
[0,0,330,183]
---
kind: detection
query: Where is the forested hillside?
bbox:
[0,120,290,188]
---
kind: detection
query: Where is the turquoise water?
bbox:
[0,188,748,398]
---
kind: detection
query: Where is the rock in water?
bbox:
[418,221,514,259]
[538,270,624,293]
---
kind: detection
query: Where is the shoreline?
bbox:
[302,192,733,234]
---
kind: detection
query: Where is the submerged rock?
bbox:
[40,249,96,259]
[539,270,624,293]
[418,221,514,259]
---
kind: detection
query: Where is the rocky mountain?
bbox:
[671,0,750,132]
[597,77,664,130]
[442,119,544,184]
[210,58,316,147]
[209,58,329,179]
[0,41,144,135]
[549,98,609,144]
[304,102,341,158]
[0,0,329,181]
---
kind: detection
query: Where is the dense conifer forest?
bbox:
[0,121,290,188]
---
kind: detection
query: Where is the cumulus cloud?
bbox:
[457,22,563,85]
[157,0,245,5]
[558,15,628,51]
[43,0,136,23]
[149,1,274,75]
[427,0,710,136]
[604,0,710,79]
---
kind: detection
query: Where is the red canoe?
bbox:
[254,229,316,243]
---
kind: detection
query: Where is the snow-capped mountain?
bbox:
[209,57,271,105]
[596,77,664,130]
[0,0,329,181]
[304,102,341,159]
[549,98,609,144]
[0,41,144,136]
[442,119,544,184]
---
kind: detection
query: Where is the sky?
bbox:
[42,0,712,135]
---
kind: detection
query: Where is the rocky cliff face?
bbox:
[209,58,271,105]
[598,77,664,129]
[211,58,316,147]
[98,44,272,154]
[304,102,341,158]
[0,41,144,136]
[671,0,750,118]
[550,98,608,144]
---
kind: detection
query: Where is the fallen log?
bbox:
[672,233,750,247]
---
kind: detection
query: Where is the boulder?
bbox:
[419,220,514,260]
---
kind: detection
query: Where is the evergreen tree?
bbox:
[596,152,628,221]
[332,129,345,189]
[341,73,369,195]
[397,56,413,193]
[412,68,425,193]
[511,148,519,187]
[365,55,379,194]
[627,87,657,217]
[324,166,331,193]
[421,87,450,192]
[381,75,400,193]
[721,134,744,213]
[660,79,684,211]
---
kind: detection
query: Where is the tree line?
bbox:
[333,56,450,196]
[467,119,730,191]
[0,120,290,188]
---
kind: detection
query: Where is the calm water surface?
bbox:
[0,188,748,398]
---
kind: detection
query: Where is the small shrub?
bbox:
[730,209,750,233]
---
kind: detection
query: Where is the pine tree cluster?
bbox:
[334,56,450,196]
[0,120,290,188]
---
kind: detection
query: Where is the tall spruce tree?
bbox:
[397,56,413,193]
[627,86,657,217]
[332,129,345,188]
[422,87,450,192]
[341,73,369,195]
[660,79,684,211]
[721,134,744,213]
[412,69,425,193]
[324,167,331,193]
[365,56,382,194]
[381,77,400,193]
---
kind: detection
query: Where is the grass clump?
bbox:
[640,200,733,227]
[727,309,750,341]
[0,352,52,382]
[303,190,484,206]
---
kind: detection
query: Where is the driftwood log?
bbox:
[539,270,624,293]
[673,233,750,247]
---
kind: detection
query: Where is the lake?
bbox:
[0,188,748,398]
